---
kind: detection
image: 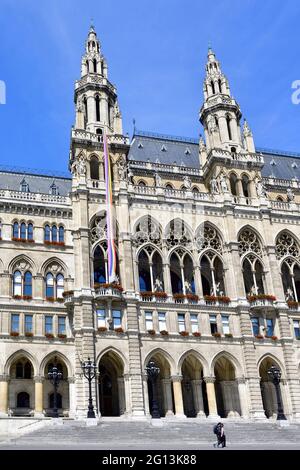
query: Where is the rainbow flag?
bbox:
[103,133,117,283]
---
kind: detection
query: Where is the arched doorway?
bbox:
[259,357,285,419]
[98,351,125,416]
[214,357,241,418]
[9,356,34,416]
[146,352,174,418]
[181,355,207,417]
[44,357,69,417]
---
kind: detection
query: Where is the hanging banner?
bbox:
[103,133,117,283]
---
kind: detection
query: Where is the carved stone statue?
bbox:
[210,176,219,194]
[154,278,163,292]
[285,288,294,301]
[117,157,128,181]
[218,172,228,193]
[183,175,192,190]
[256,179,268,198]
[287,188,295,202]
[184,280,192,294]
[127,165,134,184]
[71,156,86,177]
[249,285,257,296]
[154,172,162,187]
[215,282,224,296]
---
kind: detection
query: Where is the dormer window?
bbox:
[292,162,298,169]
[20,179,29,193]
[161,145,167,152]
[137,142,144,149]
[185,148,191,155]
[270,159,277,166]
[50,183,59,196]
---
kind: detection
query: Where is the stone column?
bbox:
[191,379,205,417]
[265,246,285,301]
[142,373,150,417]
[161,379,174,416]
[117,377,126,415]
[239,309,266,419]
[204,377,219,418]
[0,375,9,415]
[236,178,243,197]
[33,274,44,300]
[172,376,185,417]
[278,310,300,419]
[34,376,44,416]
[236,378,249,418]
[68,377,76,418]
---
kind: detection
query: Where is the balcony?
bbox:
[248,295,276,311]
[94,283,123,300]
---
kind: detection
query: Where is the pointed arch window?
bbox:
[24,271,32,297]
[242,256,265,296]
[52,225,57,242]
[44,225,51,242]
[13,271,22,296]
[242,175,250,198]
[90,156,100,180]
[20,223,26,240]
[218,79,222,93]
[276,232,300,301]
[93,59,97,73]
[56,274,64,299]
[27,223,33,241]
[138,247,163,292]
[226,115,232,141]
[200,252,225,296]
[46,273,54,298]
[211,80,215,95]
[229,174,238,196]
[170,250,195,295]
[95,95,101,122]
[13,222,19,239]
[59,226,64,243]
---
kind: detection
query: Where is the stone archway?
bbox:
[43,357,69,417]
[98,351,125,417]
[259,357,284,419]
[146,352,174,418]
[214,356,241,418]
[181,355,207,417]
[9,356,34,416]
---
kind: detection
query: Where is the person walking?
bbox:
[213,422,226,448]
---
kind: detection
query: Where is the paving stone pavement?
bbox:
[1,419,300,450]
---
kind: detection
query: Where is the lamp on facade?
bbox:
[267,365,287,420]
[81,357,97,418]
[48,356,63,418]
[146,360,160,419]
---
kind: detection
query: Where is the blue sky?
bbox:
[1,0,300,173]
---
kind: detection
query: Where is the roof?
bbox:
[128,130,200,169]
[0,165,72,196]
[129,130,300,181]
[0,130,300,192]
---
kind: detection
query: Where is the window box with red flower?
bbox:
[23,295,32,301]
[186,294,199,302]
[27,239,35,243]
[10,331,19,337]
[147,329,156,336]
[46,296,55,302]
[225,333,233,338]
[57,298,64,303]
[192,332,201,337]
[173,293,185,302]
[255,334,264,339]
[25,332,33,337]
[179,331,189,337]
[13,295,22,300]
[212,332,221,338]
[58,334,67,339]
[45,333,54,339]
[247,294,276,303]
[140,291,154,299]
[99,283,123,292]
[98,327,107,333]
[154,292,168,299]
[160,330,169,336]
[287,301,299,309]
[271,335,278,341]
[115,327,124,334]
[12,237,27,243]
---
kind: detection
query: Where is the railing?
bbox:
[75,74,116,94]
[233,196,255,206]
[132,185,213,201]
[0,190,70,205]
[271,201,292,210]
[94,286,123,299]
[249,299,275,308]
[71,129,130,145]
[206,148,264,165]
[129,160,201,176]
[263,177,298,188]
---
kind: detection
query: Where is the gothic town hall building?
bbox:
[1,26,300,421]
